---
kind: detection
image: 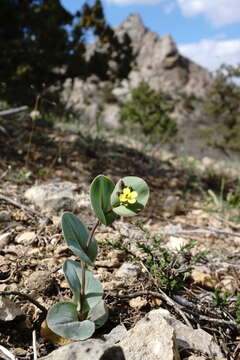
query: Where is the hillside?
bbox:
[61,14,223,158]
[0,111,240,359]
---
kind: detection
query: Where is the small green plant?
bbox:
[46,175,149,341]
[119,81,177,143]
[207,178,225,212]
[136,238,206,294]
[206,178,240,221]
[212,289,240,325]
[212,288,231,309]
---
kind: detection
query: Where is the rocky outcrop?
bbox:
[62,14,212,128]
[40,309,223,360]
[114,15,211,96]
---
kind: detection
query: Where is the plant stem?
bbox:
[80,220,100,314]
[86,220,100,249]
[25,94,41,168]
[80,260,86,316]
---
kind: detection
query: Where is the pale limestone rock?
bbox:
[40,340,126,360]
[103,324,128,344]
[62,13,212,133]
[0,231,12,249]
[15,231,36,244]
[102,104,120,128]
[163,195,185,215]
[25,181,79,213]
[0,211,11,222]
[120,309,180,360]
[158,308,223,358]
[115,262,141,278]
[168,236,188,250]
[0,296,24,321]
[129,296,147,309]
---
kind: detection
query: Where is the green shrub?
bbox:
[119,81,177,143]
[203,64,240,152]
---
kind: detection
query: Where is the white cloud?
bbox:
[164,2,176,14]
[179,38,240,71]
[177,0,240,26]
[105,0,163,4]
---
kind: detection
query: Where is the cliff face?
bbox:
[62,14,212,128]
[113,14,212,98]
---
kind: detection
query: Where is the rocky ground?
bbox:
[0,114,240,360]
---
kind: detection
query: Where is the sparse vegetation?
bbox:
[203,64,240,152]
[135,239,206,294]
[206,178,240,222]
[119,81,177,143]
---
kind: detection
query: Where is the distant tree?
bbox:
[80,0,133,80]
[203,64,240,152]
[0,0,85,106]
[0,0,133,108]
[119,81,177,143]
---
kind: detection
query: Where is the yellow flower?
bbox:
[119,187,138,204]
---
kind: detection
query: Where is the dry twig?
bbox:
[0,291,47,315]
[0,345,17,360]
[107,289,192,328]
[0,194,52,224]
[0,106,28,117]
[173,294,240,332]
[152,215,240,238]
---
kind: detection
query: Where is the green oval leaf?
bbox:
[63,260,81,307]
[111,176,150,217]
[87,300,109,329]
[61,212,97,266]
[90,175,117,226]
[63,260,103,312]
[46,302,95,340]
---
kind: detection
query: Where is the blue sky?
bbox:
[61,0,240,72]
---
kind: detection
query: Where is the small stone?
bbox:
[15,231,36,244]
[103,324,128,344]
[102,280,125,291]
[12,348,27,356]
[168,236,188,250]
[152,297,163,307]
[191,269,217,288]
[26,270,51,294]
[163,195,185,216]
[107,249,126,261]
[60,279,69,289]
[129,296,147,309]
[115,262,141,278]
[95,259,121,268]
[0,232,12,249]
[0,211,11,222]
[218,276,238,294]
[24,181,79,213]
[0,296,24,321]
[15,225,25,231]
